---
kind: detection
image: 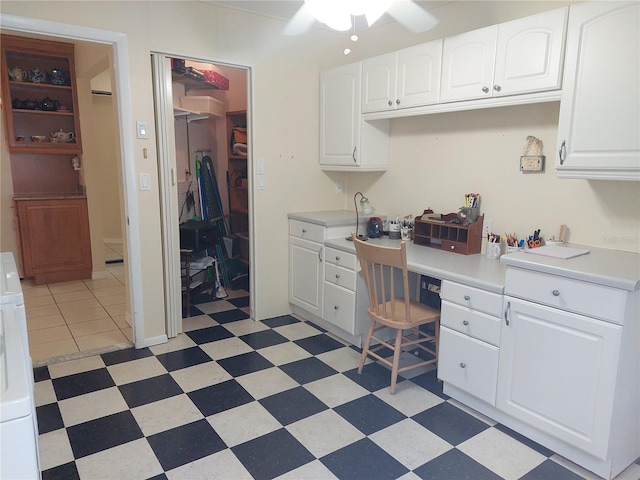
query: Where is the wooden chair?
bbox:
[352,233,440,394]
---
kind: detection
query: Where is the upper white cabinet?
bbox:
[441,7,567,103]
[362,40,442,113]
[320,62,390,171]
[556,1,640,181]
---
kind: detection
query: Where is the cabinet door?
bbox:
[493,7,567,96]
[397,40,442,109]
[362,52,397,113]
[440,26,497,102]
[497,297,622,459]
[289,236,324,317]
[16,198,92,283]
[556,1,640,180]
[320,62,361,166]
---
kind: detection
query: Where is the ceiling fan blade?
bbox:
[387,0,439,33]
[283,4,316,36]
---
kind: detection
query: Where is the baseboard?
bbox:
[135,334,168,349]
[92,270,112,280]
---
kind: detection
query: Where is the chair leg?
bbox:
[358,320,375,374]
[390,328,403,394]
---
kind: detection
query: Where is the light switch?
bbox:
[257,174,265,190]
[136,121,149,139]
[257,159,265,174]
[139,173,151,191]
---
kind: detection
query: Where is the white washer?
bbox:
[1,252,41,479]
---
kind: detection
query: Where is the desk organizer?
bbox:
[413,209,484,255]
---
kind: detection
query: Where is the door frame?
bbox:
[151,52,254,336]
[0,14,148,347]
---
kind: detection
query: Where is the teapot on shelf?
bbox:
[9,67,28,81]
[30,68,46,83]
[40,97,59,111]
[50,129,75,143]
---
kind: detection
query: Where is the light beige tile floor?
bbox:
[24,250,132,363]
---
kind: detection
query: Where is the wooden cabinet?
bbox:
[556,1,640,180]
[14,197,92,285]
[438,280,502,405]
[1,34,82,155]
[441,8,567,102]
[226,111,249,262]
[361,40,442,113]
[413,211,484,255]
[319,62,390,171]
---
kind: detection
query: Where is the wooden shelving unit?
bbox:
[226,110,249,246]
[414,209,484,255]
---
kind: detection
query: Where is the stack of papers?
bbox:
[525,245,590,259]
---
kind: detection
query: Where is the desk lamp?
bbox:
[347,191,373,241]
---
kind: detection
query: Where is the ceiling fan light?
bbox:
[305,0,352,31]
[364,0,394,27]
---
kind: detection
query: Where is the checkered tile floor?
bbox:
[34,292,640,480]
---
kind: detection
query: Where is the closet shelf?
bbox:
[173,107,210,123]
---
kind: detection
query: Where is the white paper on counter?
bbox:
[525,245,590,259]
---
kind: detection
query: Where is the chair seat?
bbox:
[369,299,440,328]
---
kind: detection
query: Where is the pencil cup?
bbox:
[506,246,523,254]
[486,242,503,259]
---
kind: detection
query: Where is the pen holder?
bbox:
[388,222,401,240]
[401,226,413,241]
[506,246,523,254]
[486,241,503,259]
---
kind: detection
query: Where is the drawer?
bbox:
[325,264,357,291]
[438,326,499,406]
[441,301,501,346]
[289,219,325,243]
[323,283,356,334]
[505,268,627,324]
[325,247,359,270]
[441,281,503,317]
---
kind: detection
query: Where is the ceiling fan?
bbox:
[283,0,439,36]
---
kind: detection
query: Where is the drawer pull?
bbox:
[451,245,455,250]
[302,228,306,233]
[335,274,340,279]
[334,305,339,310]
[464,295,470,301]
[335,256,340,261]
[504,301,511,326]
[552,289,560,297]
[459,362,467,368]
[462,320,469,326]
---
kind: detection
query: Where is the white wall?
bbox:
[0,1,637,343]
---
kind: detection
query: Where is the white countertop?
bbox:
[500,244,640,291]
[288,210,386,227]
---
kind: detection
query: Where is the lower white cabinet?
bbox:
[289,220,325,318]
[438,280,503,405]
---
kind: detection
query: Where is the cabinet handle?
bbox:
[464,295,470,301]
[559,140,566,165]
[318,247,323,262]
[504,301,511,326]
[335,256,340,261]
[462,320,469,326]
[450,245,455,250]
[335,274,340,279]
[493,84,501,92]
[552,289,560,297]
[388,100,393,106]
[352,146,357,163]
[482,86,489,93]
[395,99,400,105]
[302,228,306,234]
[459,362,467,368]
[334,305,339,310]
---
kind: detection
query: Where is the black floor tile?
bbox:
[185,325,234,345]
[279,356,338,384]
[33,366,50,382]
[228,295,250,308]
[52,368,115,401]
[42,461,80,480]
[146,474,168,480]
[188,379,254,416]
[217,351,273,377]
[36,402,64,434]
[182,304,204,317]
[321,438,409,480]
[101,346,153,366]
[494,423,554,457]
[261,315,301,328]
[118,374,183,408]
[66,410,143,459]
[260,386,327,426]
[519,459,586,480]
[155,346,212,372]
[191,292,217,304]
[413,448,503,480]
[412,402,490,446]
[210,309,250,323]
[409,369,449,399]
[232,428,315,480]
[334,394,406,435]
[147,419,227,471]
[343,362,399,392]
[239,329,288,350]
[294,334,345,355]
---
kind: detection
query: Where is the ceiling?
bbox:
[210,1,451,31]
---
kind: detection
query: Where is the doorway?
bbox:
[152,53,253,337]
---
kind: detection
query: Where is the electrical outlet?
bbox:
[482,219,493,238]
[335,181,343,194]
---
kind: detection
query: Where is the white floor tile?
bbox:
[207,402,281,448]
[38,429,74,471]
[274,321,324,341]
[275,459,339,480]
[58,387,129,427]
[303,374,369,408]
[374,381,444,416]
[166,448,253,480]
[222,318,269,337]
[149,334,197,355]
[107,356,167,385]
[195,300,237,314]
[131,394,203,436]
[316,346,363,372]
[181,314,218,332]
[34,379,57,407]
[75,438,163,480]
[47,355,106,379]
[235,367,299,400]
[170,361,232,392]
[257,341,312,366]
[198,337,253,361]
